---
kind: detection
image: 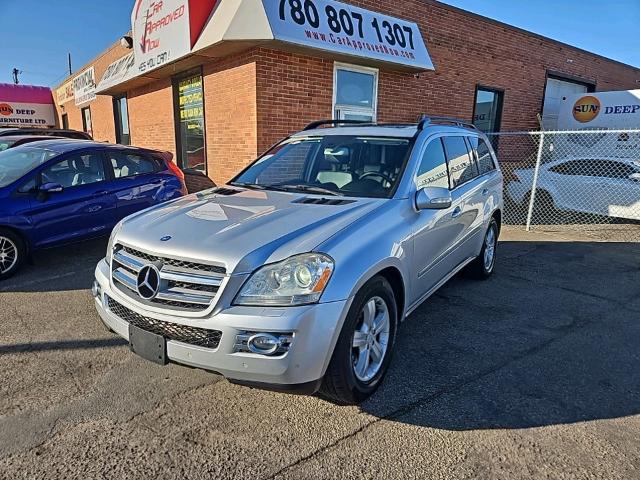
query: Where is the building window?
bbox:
[81,107,93,138]
[541,74,595,130]
[333,63,378,121]
[113,96,130,145]
[173,70,206,173]
[61,113,69,130]
[473,86,503,133]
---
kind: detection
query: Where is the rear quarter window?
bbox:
[443,136,479,188]
[468,137,496,175]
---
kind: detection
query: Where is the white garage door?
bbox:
[542,78,588,130]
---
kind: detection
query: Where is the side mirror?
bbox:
[415,186,452,210]
[39,182,64,194]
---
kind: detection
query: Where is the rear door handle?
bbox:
[92,190,109,197]
[452,206,463,218]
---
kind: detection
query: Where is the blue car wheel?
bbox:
[0,229,25,281]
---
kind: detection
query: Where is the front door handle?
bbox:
[452,206,463,218]
[92,190,109,197]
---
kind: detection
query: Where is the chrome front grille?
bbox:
[106,295,222,349]
[111,244,226,312]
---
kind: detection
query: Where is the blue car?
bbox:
[0,140,188,279]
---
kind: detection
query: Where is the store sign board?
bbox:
[96,53,137,92]
[0,102,56,127]
[132,0,192,75]
[56,80,74,105]
[262,0,434,70]
[559,90,640,130]
[73,67,97,106]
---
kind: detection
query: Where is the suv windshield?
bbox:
[0,147,57,188]
[232,135,412,198]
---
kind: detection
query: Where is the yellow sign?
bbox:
[56,80,74,105]
[573,95,601,123]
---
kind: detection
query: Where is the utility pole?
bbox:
[12,68,21,84]
[68,53,72,76]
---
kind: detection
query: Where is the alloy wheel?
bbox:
[483,226,497,271]
[352,296,391,382]
[0,236,18,275]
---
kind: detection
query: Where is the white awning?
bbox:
[96,53,137,94]
[98,0,434,95]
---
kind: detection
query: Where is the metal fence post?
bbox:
[525,132,545,231]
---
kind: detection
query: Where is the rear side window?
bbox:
[41,153,106,188]
[106,152,158,178]
[443,136,478,188]
[416,138,449,189]
[468,137,496,175]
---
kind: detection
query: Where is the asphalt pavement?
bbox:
[1,227,639,479]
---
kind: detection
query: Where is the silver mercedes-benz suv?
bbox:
[93,117,503,404]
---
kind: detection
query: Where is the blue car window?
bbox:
[42,154,106,188]
[0,147,57,188]
[107,152,157,178]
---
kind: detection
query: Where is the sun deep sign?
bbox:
[0,84,55,127]
[262,0,434,70]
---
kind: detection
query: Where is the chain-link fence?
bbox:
[488,129,640,242]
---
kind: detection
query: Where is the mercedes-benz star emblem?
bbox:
[137,265,161,300]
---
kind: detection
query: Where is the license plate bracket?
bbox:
[129,324,167,365]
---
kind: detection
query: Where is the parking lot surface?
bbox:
[1,227,639,479]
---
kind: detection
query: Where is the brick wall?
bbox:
[202,51,259,185]
[127,78,175,153]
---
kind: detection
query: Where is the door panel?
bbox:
[104,151,165,219]
[28,153,114,248]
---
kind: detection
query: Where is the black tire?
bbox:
[320,275,398,405]
[466,218,498,280]
[0,228,26,281]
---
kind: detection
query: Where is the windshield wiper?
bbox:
[274,184,342,196]
[229,182,267,191]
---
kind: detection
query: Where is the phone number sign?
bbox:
[263,0,434,70]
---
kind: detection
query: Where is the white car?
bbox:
[507,157,640,221]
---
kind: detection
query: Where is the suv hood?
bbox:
[117,187,383,273]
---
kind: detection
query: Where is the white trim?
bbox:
[332,62,379,121]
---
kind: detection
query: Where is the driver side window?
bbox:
[41,154,106,188]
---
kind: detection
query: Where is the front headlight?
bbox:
[105,221,124,266]
[234,253,334,306]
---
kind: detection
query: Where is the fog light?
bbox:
[91,280,101,298]
[248,334,282,355]
[235,332,293,356]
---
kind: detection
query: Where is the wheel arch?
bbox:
[492,208,502,235]
[375,266,406,322]
[0,224,30,254]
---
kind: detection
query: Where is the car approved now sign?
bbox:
[263,0,434,70]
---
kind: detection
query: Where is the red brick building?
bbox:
[54,0,640,189]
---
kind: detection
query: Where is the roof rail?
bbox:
[303,119,371,131]
[417,115,479,131]
[302,117,479,132]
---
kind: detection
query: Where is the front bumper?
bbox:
[94,259,350,390]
